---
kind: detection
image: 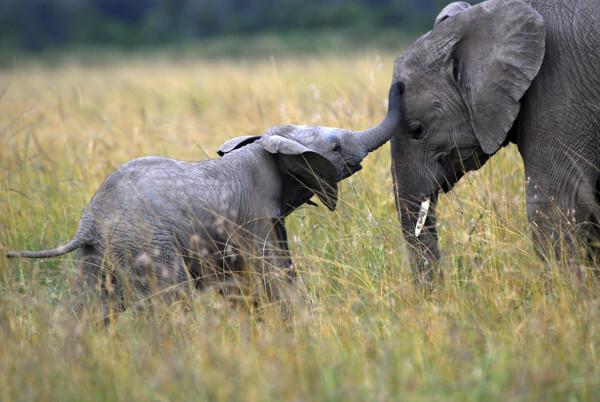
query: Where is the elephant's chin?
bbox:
[339,163,362,180]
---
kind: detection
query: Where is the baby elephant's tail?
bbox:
[6,239,81,259]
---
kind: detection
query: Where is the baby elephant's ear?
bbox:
[260,134,338,211]
[217,135,262,156]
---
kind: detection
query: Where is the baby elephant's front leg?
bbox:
[255,218,298,312]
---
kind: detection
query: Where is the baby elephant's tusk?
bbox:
[414,197,430,237]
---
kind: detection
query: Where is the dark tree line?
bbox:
[0,0,474,51]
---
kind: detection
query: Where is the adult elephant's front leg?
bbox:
[525,168,599,268]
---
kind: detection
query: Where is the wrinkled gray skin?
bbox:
[391,0,600,282]
[8,82,404,318]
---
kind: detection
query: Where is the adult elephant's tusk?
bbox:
[415,197,430,237]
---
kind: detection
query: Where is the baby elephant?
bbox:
[8,82,404,318]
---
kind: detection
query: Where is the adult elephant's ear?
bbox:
[260,132,338,211]
[217,135,262,156]
[442,0,545,154]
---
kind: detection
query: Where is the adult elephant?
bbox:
[391,0,600,281]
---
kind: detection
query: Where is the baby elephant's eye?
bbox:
[409,121,425,139]
[331,142,342,154]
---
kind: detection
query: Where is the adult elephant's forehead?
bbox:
[393,2,472,70]
[393,34,453,83]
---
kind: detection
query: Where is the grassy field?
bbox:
[1,48,599,400]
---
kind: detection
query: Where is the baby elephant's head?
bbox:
[218,81,404,212]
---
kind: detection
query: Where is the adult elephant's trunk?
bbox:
[351,81,404,154]
[391,160,442,286]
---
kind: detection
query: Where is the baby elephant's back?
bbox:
[81,157,219,256]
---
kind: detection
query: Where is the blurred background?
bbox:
[0,0,480,55]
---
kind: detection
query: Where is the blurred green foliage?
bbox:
[0,0,480,51]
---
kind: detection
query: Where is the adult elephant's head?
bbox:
[391,0,545,282]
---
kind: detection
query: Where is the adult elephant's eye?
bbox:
[409,121,425,139]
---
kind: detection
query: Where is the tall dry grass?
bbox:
[1,50,599,400]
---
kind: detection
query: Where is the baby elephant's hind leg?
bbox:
[72,245,125,324]
[132,242,193,308]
